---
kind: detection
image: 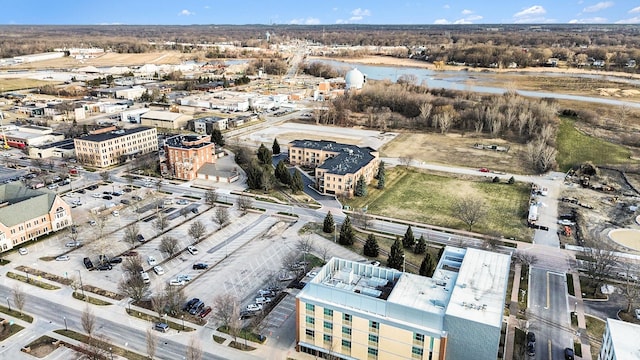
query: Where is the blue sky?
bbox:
[1,1,639,25]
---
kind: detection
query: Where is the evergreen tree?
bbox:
[245,161,263,190]
[257,144,272,165]
[414,234,427,254]
[377,172,385,189]
[339,216,355,246]
[272,138,281,155]
[402,225,415,249]
[363,233,379,257]
[355,174,367,197]
[375,161,385,180]
[211,128,225,146]
[290,170,303,193]
[275,160,290,184]
[387,238,404,271]
[323,211,335,233]
[508,176,515,184]
[419,253,435,277]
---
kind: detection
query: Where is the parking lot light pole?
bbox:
[6,297,10,312]
[402,254,406,273]
[334,223,337,243]
[63,316,67,331]
[181,315,184,330]
[25,269,29,283]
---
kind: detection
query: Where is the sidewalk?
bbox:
[503,262,522,360]
[571,271,593,360]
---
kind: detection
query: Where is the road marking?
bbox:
[546,271,550,309]
[548,339,552,359]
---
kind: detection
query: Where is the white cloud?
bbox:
[454,19,472,24]
[583,1,614,13]
[466,15,483,21]
[629,6,640,13]
[350,16,363,21]
[178,9,194,16]
[514,5,546,18]
[332,7,338,11]
[462,9,473,15]
[615,16,640,23]
[289,17,320,25]
[351,8,371,17]
[443,4,450,9]
[569,16,608,23]
[335,19,348,24]
[204,5,209,9]
[434,18,450,24]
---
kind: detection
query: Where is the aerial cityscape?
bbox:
[0,4,639,360]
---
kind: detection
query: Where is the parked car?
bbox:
[47,184,58,190]
[527,343,535,356]
[255,297,272,305]
[120,199,130,205]
[306,271,318,278]
[65,241,82,247]
[147,256,157,266]
[83,257,93,269]
[199,306,212,318]
[88,220,97,226]
[193,263,208,270]
[240,310,257,320]
[154,322,169,333]
[177,274,192,282]
[183,298,200,312]
[153,265,165,275]
[169,279,186,286]
[97,263,112,271]
[189,301,205,315]
[132,195,143,201]
[122,251,138,257]
[176,199,189,205]
[479,167,490,173]
[187,246,198,255]
[87,185,99,190]
[564,348,574,360]
[246,303,263,312]
[56,255,70,261]
[112,210,119,217]
[137,234,145,242]
[102,195,112,200]
[109,257,123,264]
[140,271,151,284]
[92,193,101,198]
[371,261,381,267]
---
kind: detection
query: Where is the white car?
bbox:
[153,266,165,275]
[112,210,119,217]
[177,274,192,282]
[187,246,198,255]
[169,279,185,286]
[255,297,272,305]
[306,271,318,278]
[92,193,101,198]
[246,303,263,312]
[18,248,28,255]
[140,271,151,284]
[176,199,189,205]
[147,256,157,266]
[56,255,71,261]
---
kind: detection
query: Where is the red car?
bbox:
[199,306,212,318]
[479,167,490,173]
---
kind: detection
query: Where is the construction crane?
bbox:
[0,111,10,149]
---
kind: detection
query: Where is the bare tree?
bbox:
[81,305,96,337]
[582,242,619,296]
[297,235,314,265]
[159,236,179,257]
[146,328,158,359]
[80,333,112,360]
[398,155,413,167]
[352,208,372,229]
[99,171,110,182]
[151,292,167,318]
[188,220,206,244]
[282,252,300,272]
[617,262,640,313]
[163,283,187,316]
[204,189,218,207]
[180,207,190,219]
[186,336,203,360]
[212,207,230,229]
[122,255,143,274]
[228,301,242,344]
[123,223,140,247]
[525,140,557,173]
[212,293,240,329]
[237,196,253,215]
[12,284,26,316]
[512,251,538,267]
[319,245,331,263]
[154,212,169,234]
[118,270,151,302]
[451,195,487,231]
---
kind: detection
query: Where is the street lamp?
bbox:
[334,222,337,243]
[574,301,577,313]
[6,297,10,312]
[109,347,113,360]
[76,269,85,299]
[181,315,185,331]
[402,254,406,273]
[25,269,29,283]
[63,316,68,331]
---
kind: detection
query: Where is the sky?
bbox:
[1,0,639,25]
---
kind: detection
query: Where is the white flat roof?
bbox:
[445,247,511,328]
[607,318,640,358]
[387,271,454,316]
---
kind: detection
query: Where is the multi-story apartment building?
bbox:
[0,182,72,253]
[164,134,215,180]
[288,140,379,197]
[74,126,157,168]
[296,247,510,360]
[598,318,640,360]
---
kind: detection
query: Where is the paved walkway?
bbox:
[571,271,593,360]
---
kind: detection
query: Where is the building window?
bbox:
[305,329,315,339]
[369,321,379,333]
[305,316,315,325]
[412,346,424,359]
[305,303,315,312]
[414,333,425,346]
[342,326,352,338]
[323,321,333,331]
[367,347,378,359]
[342,339,351,351]
[323,334,332,343]
[343,313,352,324]
[368,334,378,345]
[323,308,333,319]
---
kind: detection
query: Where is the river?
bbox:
[310,59,640,109]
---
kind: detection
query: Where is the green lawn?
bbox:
[556,118,638,171]
[344,168,532,241]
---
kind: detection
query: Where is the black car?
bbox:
[527,343,535,356]
[137,234,145,242]
[193,263,208,270]
[183,298,200,312]
[76,189,86,194]
[102,195,112,200]
[527,332,536,344]
[120,199,130,205]
[98,254,109,264]
[123,188,133,193]
[83,257,94,269]
[564,348,574,360]
[87,185,99,190]
[239,310,256,320]
[109,257,123,264]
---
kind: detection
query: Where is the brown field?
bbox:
[379,132,531,174]
[7,51,196,70]
[0,78,60,91]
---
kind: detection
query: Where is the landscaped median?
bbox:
[125,308,196,332]
[6,271,60,290]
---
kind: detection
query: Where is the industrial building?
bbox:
[140,110,192,129]
[73,126,157,168]
[598,318,640,360]
[164,134,215,180]
[296,247,511,360]
[0,125,65,149]
[288,140,379,197]
[0,182,73,253]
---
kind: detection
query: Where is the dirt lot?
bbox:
[559,167,640,252]
[379,132,531,174]
[7,51,193,70]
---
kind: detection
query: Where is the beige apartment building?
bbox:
[288,140,379,197]
[74,126,158,168]
[0,182,73,253]
[164,134,215,180]
[296,247,511,360]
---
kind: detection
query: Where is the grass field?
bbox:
[0,78,59,91]
[343,167,532,241]
[556,118,639,171]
